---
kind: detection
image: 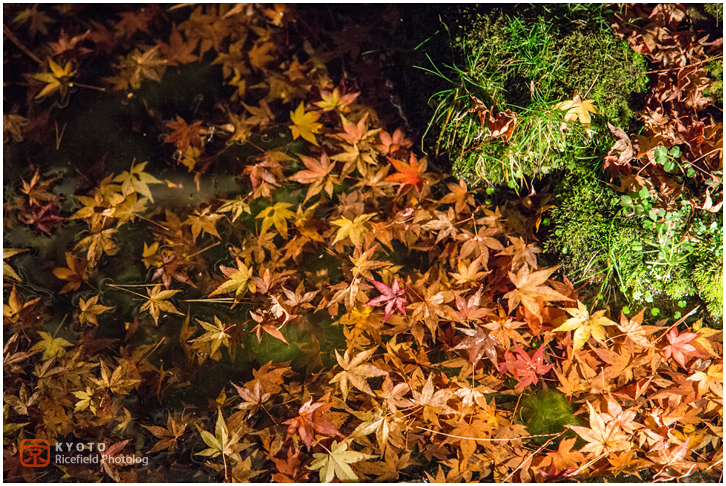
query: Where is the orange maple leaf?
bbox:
[385,152,427,196]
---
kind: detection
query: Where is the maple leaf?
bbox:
[616,308,658,353]
[316,88,360,112]
[92,360,141,395]
[567,402,630,456]
[143,413,187,453]
[449,257,490,286]
[687,363,722,399]
[75,228,118,268]
[33,59,76,99]
[283,398,344,450]
[440,179,476,214]
[329,348,388,400]
[289,102,322,146]
[422,208,459,244]
[30,332,73,360]
[375,128,412,155]
[3,286,40,324]
[503,264,570,320]
[411,373,455,426]
[454,324,500,364]
[158,24,199,65]
[271,448,311,483]
[127,45,168,89]
[13,4,53,38]
[217,196,251,223]
[308,440,372,483]
[184,206,223,241]
[209,258,256,305]
[449,288,491,322]
[51,251,88,293]
[100,439,132,482]
[662,328,701,368]
[249,39,276,71]
[232,381,271,416]
[365,277,407,322]
[189,316,235,359]
[151,253,196,289]
[376,376,413,414]
[499,236,541,270]
[195,410,243,463]
[77,295,114,326]
[140,284,183,325]
[290,152,338,202]
[112,160,162,202]
[256,202,295,237]
[385,152,427,196]
[3,248,26,282]
[164,116,209,154]
[498,342,553,390]
[555,94,601,130]
[554,301,617,351]
[331,213,375,249]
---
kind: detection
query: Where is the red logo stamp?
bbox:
[20,439,50,467]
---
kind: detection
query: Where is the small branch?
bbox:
[644,54,723,75]
[3,24,44,66]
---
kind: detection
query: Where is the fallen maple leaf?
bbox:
[555,94,601,130]
[140,284,183,325]
[365,277,407,322]
[308,440,372,483]
[554,301,617,351]
[385,152,427,196]
[503,264,570,321]
[662,328,701,368]
[289,102,322,146]
[329,348,388,400]
[283,398,344,450]
[498,342,553,390]
[209,258,256,305]
[567,402,630,456]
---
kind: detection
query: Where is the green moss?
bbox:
[518,389,582,445]
[427,5,648,186]
[705,60,723,105]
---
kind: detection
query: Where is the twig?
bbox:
[3,24,44,65]
[644,54,723,74]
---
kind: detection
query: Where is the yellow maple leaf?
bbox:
[554,301,616,351]
[555,94,601,130]
[78,295,114,326]
[331,213,375,249]
[308,440,372,483]
[289,102,322,146]
[140,285,183,325]
[329,348,388,400]
[33,59,75,99]
[256,202,295,237]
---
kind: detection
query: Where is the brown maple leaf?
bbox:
[503,264,571,320]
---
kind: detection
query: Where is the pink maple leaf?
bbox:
[499,342,553,391]
[365,277,407,322]
[662,328,701,368]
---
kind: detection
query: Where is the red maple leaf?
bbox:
[385,152,427,196]
[282,398,344,450]
[365,277,407,322]
[499,342,553,390]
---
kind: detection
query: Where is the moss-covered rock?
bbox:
[518,389,583,445]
